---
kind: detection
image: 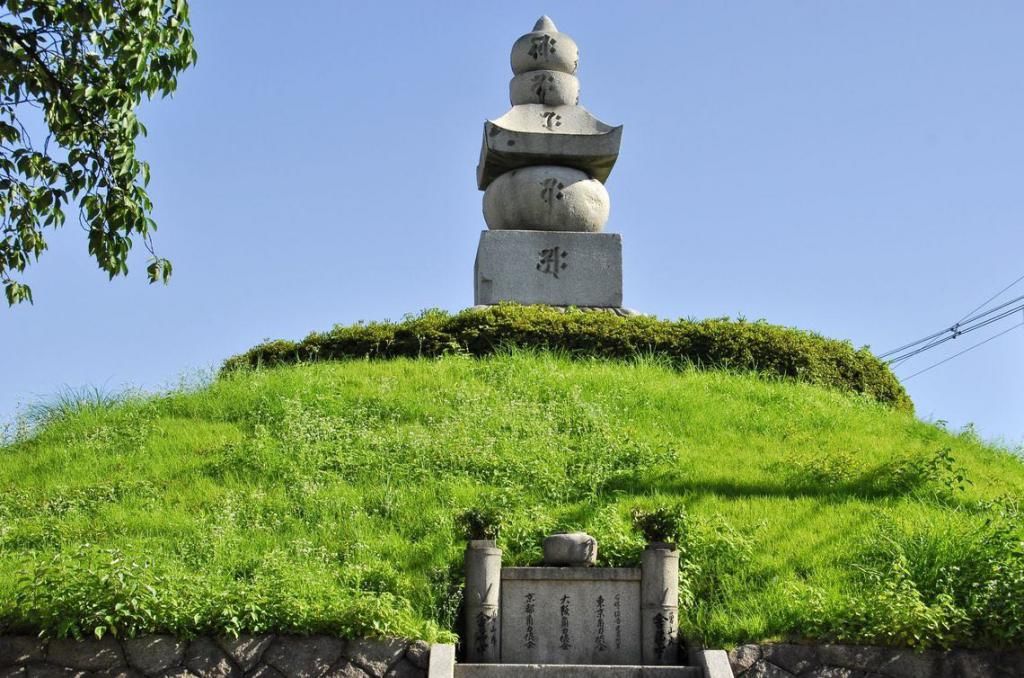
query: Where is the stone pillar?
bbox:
[464,540,502,662]
[641,543,679,665]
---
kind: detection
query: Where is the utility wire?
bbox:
[878,274,1024,360]
[887,302,1024,366]
[883,299,1024,364]
[956,272,1024,325]
[900,320,1024,382]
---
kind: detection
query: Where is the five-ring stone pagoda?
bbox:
[474,16,626,311]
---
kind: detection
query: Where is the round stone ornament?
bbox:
[483,165,610,232]
[509,69,579,106]
[511,16,579,76]
[543,532,598,567]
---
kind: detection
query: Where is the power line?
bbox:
[882,298,1024,364]
[888,302,1024,366]
[956,272,1024,325]
[900,321,1024,382]
[878,274,1024,361]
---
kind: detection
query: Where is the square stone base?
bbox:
[474,230,623,307]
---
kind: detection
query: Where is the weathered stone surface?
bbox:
[692,649,734,678]
[382,659,421,678]
[475,230,622,308]
[744,661,794,678]
[509,70,578,107]
[263,637,343,678]
[215,635,273,673]
[426,645,454,678]
[323,660,369,678]
[463,542,501,664]
[345,639,406,678]
[94,669,143,678]
[510,17,579,76]
[875,650,938,678]
[152,669,198,678]
[500,567,642,664]
[483,166,610,233]
[762,644,816,675]
[729,645,762,673]
[641,546,680,667]
[402,642,429,671]
[951,650,1007,678]
[184,638,239,678]
[0,638,44,667]
[247,664,284,678]
[123,636,186,674]
[815,645,888,672]
[24,666,88,678]
[542,532,598,566]
[802,668,862,678]
[452,667,700,677]
[47,638,124,671]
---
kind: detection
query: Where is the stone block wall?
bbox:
[0,634,428,678]
[729,643,1024,678]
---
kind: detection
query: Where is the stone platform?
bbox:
[455,665,702,678]
[474,230,622,307]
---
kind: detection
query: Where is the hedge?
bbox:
[221,304,912,411]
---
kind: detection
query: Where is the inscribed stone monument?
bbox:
[474,17,626,310]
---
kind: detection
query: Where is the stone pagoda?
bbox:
[474,16,627,312]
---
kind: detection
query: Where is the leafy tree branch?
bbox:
[0,0,196,305]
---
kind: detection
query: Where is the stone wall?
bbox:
[728,643,1024,678]
[0,634,428,678]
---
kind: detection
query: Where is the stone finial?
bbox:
[533,15,557,32]
[510,16,580,78]
[543,532,598,566]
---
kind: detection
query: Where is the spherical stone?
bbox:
[511,29,579,76]
[483,165,609,232]
[509,70,579,106]
[543,532,598,567]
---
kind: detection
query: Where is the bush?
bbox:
[806,506,1024,649]
[631,504,687,545]
[222,305,911,411]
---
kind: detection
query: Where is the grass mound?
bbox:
[2,353,1022,649]
[223,305,912,412]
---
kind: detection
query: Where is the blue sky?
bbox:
[3,2,1023,447]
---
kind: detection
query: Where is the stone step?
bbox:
[455,664,703,678]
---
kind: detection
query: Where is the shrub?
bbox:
[222,305,911,411]
[631,504,687,545]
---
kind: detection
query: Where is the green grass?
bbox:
[1,352,1022,649]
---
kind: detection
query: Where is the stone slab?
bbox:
[502,568,640,582]
[454,665,700,678]
[474,231,622,308]
[499,571,641,665]
[691,650,735,678]
[477,117,622,189]
[427,644,454,678]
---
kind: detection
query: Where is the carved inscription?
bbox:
[559,594,572,650]
[614,593,622,649]
[540,177,565,205]
[652,609,676,661]
[595,595,608,652]
[532,73,555,104]
[524,593,537,648]
[500,574,642,664]
[475,611,487,655]
[537,247,568,278]
[540,111,563,129]
[528,34,557,60]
